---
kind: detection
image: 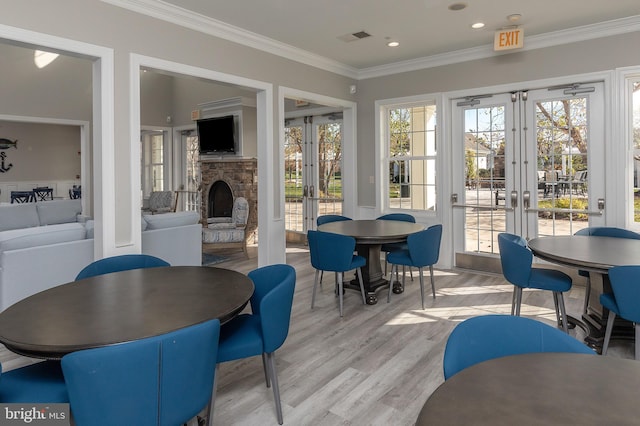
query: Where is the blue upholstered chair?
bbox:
[575,227,640,314]
[0,361,68,403]
[61,319,220,426]
[315,215,352,285]
[316,214,351,226]
[307,230,366,317]
[386,224,442,309]
[75,254,170,280]
[600,265,640,359]
[443,314,594,380]
[216,264,296,425]
[498,232,573,333]
[377,213,416,278]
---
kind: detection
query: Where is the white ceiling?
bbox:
[160,0,640,71]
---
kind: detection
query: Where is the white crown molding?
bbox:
[101,0,359,79]
[358,15,640,80]
[103,1,640,81]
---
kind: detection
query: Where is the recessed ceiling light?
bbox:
[448,3,467,11]
[507,14,522,23]
[387,41,400,47]
[471,22,485,29]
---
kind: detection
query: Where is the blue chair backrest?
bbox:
[307,230,357,273]
[608,265,640,323]
[247,264,296,354]
[376,213,416,223]
[317,215,352,226]
[443,315,594,380]
[498,233,532,288]
[575,227,640,240]
[75,254,170,280]
[406,224,442,266]
[61,319,220,426]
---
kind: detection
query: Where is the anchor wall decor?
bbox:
[0,138,17,173]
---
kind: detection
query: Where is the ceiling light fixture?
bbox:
[448,3,467,11]
[34,50,59,69]
[471,22,485,29]
[387,41,400,47]
[507,14,522,23]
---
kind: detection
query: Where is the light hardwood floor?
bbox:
[1,245,634,425]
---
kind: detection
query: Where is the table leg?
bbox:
[346,243,389,305]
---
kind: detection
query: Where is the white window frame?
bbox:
[375,94,442,220]
[617,67,640,231]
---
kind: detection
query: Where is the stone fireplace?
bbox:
[200,157,258,241]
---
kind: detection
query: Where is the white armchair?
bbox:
[202,197,249,256]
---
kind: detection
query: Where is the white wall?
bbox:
[1,0,356,264]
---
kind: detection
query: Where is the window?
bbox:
[140,130,166,201]
[385,102,437,211]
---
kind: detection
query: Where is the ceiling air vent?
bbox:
[337,31,372,43]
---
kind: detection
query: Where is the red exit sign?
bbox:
[494,28,524,51]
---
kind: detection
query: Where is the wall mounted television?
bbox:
[197,115,236,154]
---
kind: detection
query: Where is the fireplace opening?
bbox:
[208,181,233,219]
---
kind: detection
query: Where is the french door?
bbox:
[452,83,605,271]
[284,114,344,236]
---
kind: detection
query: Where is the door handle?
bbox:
[303,185,308,197]
[510,191,518,208]
[310,185,314,198]
[522,191,530,209]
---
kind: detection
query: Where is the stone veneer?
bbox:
[200,157,258,242]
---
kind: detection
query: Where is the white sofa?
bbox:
[0,201,201,311]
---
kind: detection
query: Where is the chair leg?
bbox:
[338,272,344,317]
[356,267,366,305]
[265,352,284,425]
[583,275,591,315]
[418,267,425,310]
[514,287,523,316]
[387,264,395,303]
[635,323,639,361]
[319,270,324,288]
[429,265,436,299]
[602,310,616,356]
[206,364,220,426]
[555,292,569,334]
[311,269,320,309]
[410,266,414,281]
[262,352,271,387]
[552,292,561,328]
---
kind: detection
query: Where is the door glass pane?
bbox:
[535,97,589,236]
[184,132,200,211]
[464,105,506,254]
[284,125,303,232]
[633,82,640,223]
[317,122,343,216]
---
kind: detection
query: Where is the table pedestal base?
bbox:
[580,272,635,352]
[345,243,392,305]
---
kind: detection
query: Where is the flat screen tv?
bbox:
[197,115,236,154]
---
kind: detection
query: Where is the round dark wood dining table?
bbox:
[317,219,425,304]
[0,266,254,360]
[528,235,640,346]
[416,352,640,425]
